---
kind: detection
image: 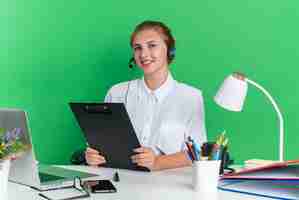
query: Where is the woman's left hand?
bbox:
[131,147,157,170]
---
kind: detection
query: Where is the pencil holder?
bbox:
[192,160,221,193]
[201,142,231,174]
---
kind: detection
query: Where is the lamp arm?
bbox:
[245,78,284,162]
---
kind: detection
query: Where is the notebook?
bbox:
[222,159,299,180]
[219,179,299,200]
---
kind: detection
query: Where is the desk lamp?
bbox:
[214,72,284,162]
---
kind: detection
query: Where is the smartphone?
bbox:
[84,180,117,193]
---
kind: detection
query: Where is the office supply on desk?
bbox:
[39,177,90,200]
[69,103,149,172]
[214,72,284,161]
[83,179,117,193]
[0,109,98,191]
[113,171,120,182]
[219,179,299,200]
[9,164,281,200]
[186,132,232,174]
[185,141,198,161]
[192,160,221,193]
[187,135,223,193]
[222,159,299,180]
[211,131,228,161]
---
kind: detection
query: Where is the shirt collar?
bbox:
[140,72,175,103]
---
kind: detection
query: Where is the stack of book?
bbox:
[219,159,299,199]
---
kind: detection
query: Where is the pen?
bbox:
[185,149,193,161]
[192,141,201,157]
[201,142,213,157]
[155,145,166,155]
[222,138,229,147]
[187,136,201,161]
[215,130,225,145]
[191,142,201,161]
[211,144,223,160]
[185,142,196,161]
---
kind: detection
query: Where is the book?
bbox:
[219,179,299,200]
[222,159,299,180]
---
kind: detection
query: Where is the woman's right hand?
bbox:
[85,147,106,167]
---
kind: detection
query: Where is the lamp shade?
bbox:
[214,74,248,112]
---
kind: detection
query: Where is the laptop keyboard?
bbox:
[38,172,65,183]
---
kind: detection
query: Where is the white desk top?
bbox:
[8,165,270,200]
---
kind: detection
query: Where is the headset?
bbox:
[128,57,135,69]
[128,47,176,68]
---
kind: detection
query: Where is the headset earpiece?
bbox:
[168,47,176,60]
[128,57,135,68]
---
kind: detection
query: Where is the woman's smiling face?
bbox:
[132,29,169,77]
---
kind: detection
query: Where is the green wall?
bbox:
[2,0,299,164]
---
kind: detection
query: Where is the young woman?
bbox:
[85,20,207,171]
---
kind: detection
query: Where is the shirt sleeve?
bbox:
[103,83,129,103]
[104,89,112,103]
[185,92,207,148]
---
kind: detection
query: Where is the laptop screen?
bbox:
[0,109,41,187]
[4,108,98,189]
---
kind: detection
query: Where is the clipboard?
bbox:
[69,102,149,172]
[222,159,299,180]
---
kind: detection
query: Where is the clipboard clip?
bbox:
[84,105,112,114]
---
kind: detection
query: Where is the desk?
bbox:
[8,165,270,200]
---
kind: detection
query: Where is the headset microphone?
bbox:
[128,57,135,68]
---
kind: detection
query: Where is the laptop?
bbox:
[0,108,98,191]
[69,102,149,171]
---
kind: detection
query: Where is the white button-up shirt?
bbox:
[104,73,207,155]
